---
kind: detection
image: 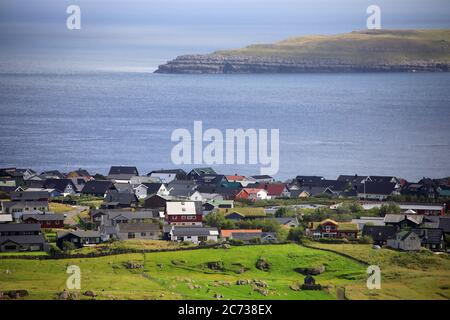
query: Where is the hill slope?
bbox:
[155,29,450,73]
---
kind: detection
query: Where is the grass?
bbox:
[1,243,448,300]
[305,241,450,300]
[0,244,365,300]
[49,202,73,213]
[214,29,450,64]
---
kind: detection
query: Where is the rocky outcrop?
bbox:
[155,54,449,74]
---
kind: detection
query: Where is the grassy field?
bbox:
[306,242,450,300]
[0,244,366,300]
[0,243,448,300]
[48,202,73,213]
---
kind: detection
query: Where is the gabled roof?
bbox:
[104,191,137,205]
[0,223,41,232]
[295,176,324,184]
[43,179,76,193]
[251,175,273,180]
[274,217,299,225]
[337,175,367,184]
[117,223,160,233]
[225,175,247,182]
[259,183,287,196]
[362,225,397,241]
[438,216,450,233]
[11,191,49,201]
[57,230,101,239]
[188,167,217,177]
[142,183,166,195]
[148,169,187,176]
[0,235,45,245]
[22,213,64,221]
[166,201,198,215]
[108,166,139,176]
[82,180,116,194]
[357,182,396,195]
[218,207,266,218]
[411,228,444,244]
[171,226,218,237]
[384,214,424,225]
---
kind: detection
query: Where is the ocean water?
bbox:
[0,72,449,181]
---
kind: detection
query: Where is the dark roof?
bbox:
[11,191,49,201]
[104,191,137,205]
[40,170,65,179]
[438,216,450,233]
[43,179,76,193]
[337,175,367,184]
[143,183,166,195]
[368,176,397,183]
[81,180,115,195]
[295,176,324,185]
[197,174,225,185]
[0,235,45,245]
[117,223,160,233]
[0,223,41,232]
[273,217,299,225]
[57,230,101,239]
[411,228,444,245]
[108,166,139,176]
[188,168,217,178]
[22,213,64,221]
[147,169,187,177]
[362,225,397,241]
[251,175,273,180]
[357,182,396,195]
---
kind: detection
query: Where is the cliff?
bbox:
[155,29,450,74]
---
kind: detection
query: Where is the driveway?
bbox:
[64,205,89,226]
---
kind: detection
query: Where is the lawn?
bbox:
[49,202,73,213]
[305,241,450,300]
[0,244,365,300]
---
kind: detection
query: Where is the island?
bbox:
[155,29,450,74]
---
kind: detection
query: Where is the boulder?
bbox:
[255,257,271,271]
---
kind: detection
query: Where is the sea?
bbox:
[0,72,449,181]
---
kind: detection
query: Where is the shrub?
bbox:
[358,235,373,244]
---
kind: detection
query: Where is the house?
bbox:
[351,216,385,231]
[2,201,49,215]
[251,175,274,183]
[219,207,266,220]
[307,219,358,239]
[203,200,234,212]
[0,223,46,252]
[129,175,161,185]
[273,217,299,228]
[357,182,399,200]
[235,188,269,202]
[101,191,138,209]
[362,225,397,245]
[386,231,421,251]
[220,229,262,240]
[39,170,65,180]
[169,226,219,244]
[147,169,187,183]
[10,191,49,202]
[107,166,139,183]
[43,179,77,196]
[398,203,445,216]
[384,214,423,230]
[411,228,446,251]
[81,180,117,197]
[167,180,198,194]
[91,209,160,227]
[169,189,203,202]
[231,232,277,243]
[259,183,291,198]
[166,201,203,226]
[139,183,170,199]
[22,213,65,228]
[116,223,161,240]
[57,230,102,249]
[295,176,324,186]
[225,175,254,187]
[113,183,135,194]
[290,186,335,198]
[196,185,240,200]
[143,194,178,209]
[24,187,61,198]
[187,167,217,180]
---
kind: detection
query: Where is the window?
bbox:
[128,233,135,239]
[141,232,146,237]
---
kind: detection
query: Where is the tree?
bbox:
[275,207,295,217]
[61,240,76,252]
[379,203,401,215]
[287,226,304,242]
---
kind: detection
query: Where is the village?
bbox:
[0,166,449,255]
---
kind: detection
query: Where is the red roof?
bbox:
[260,183,286,196]
[225,175,246,181]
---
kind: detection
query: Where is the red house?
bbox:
[307,219,358,239]
[22,213,64,229]
[165,201,202,226]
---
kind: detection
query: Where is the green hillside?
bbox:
[214,29,450,64]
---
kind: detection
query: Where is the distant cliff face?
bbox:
[155,29,450,74]
[155,54,449,74]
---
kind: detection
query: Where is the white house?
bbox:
[170,226,219,244]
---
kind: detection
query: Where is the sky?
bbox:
[0,0,449,72]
